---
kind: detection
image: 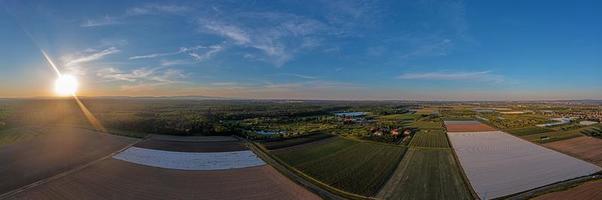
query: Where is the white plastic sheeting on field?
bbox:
[113,147,265,170]
[448,131,601,199]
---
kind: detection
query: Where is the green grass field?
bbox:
[410,129,449,148]
[506,126,552,136]
[377,148,472,200]
[271,137,406,196]
[581,126,602,138]
[410,120,443,130]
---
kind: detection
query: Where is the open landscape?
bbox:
[2,1,602,199]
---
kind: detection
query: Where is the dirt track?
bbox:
[544,136,602,167]
[533,180,602,200]
[7,154,320,200]
[0,126,137,194]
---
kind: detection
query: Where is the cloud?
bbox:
[188,45,224,61]
[210,82,238,86]
[81,4,190,28]
[96,67,185,84]
[397,71,504,83]
[278,73,318,80]
[129,44,223,62]
[126,4,191,16]
[204,23,251,45]
[197,12,330,67]
[81,16,120,27]
[63,47,120,67]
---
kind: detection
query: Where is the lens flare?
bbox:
[54,74,79,96]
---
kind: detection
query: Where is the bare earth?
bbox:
[533,180,602,200]
[544,136,602,167]
[0,126,137,194]
[8,159,319,200]
[5,135,320,200]
[134,139,247,152]
[445,124,497,132]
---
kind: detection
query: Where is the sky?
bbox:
[0,0,600,100]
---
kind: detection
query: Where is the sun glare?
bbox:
[54,74,79,96]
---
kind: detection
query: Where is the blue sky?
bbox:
[1,0,600,100]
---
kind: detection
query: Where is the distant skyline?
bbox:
[1,0,601,100]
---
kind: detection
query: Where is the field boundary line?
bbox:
[0,135,146,200]
[412,146,450,150]
[444,129,481,200]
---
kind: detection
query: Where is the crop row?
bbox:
[410,130,450,148]
[272,137,406,196]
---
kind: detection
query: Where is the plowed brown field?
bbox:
[0,126,137,194]
[8,159,319,200]
[533,180,602,200]
[543,136,602,167]
[445,124,497,132]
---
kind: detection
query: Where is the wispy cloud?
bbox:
[126,4,191,16]
[198,12,330,67]
[96,67,185,83]
[81,4,190,28]
[278,73,318,79]
[210,82,238,86]
[204,23,251,45]
[81,16,120,27]
[63,47,120,67]
[129,44,223,62]
[397,71,504,83]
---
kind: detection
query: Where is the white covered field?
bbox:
[448,131,601,199]
[113,147,266,170]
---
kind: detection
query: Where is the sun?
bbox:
[54,74,79,96]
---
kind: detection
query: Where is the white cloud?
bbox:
[81,16,120,27]
[96,67,185,84]
[210,82,238,86]
[63,47,120,67]
[126,4,191,16]
[81,4,190,28]
[129,44,223,62]
[278,73,318,80]
[197,12,330,67]
[397,71,504,83]
[203,23,251,45]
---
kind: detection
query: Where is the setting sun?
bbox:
[54,74,78,96]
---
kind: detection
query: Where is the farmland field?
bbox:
[522,129,585,143]
[448,131,601,199]
[533,180,602,200]
[271,137,406,196]
[544,136,602,167]
[506,126,552,136]
[410,129,449,148]
[0,126,137,194]
[376,148,472,200]
[410,120,443,130]
[261,133,333,150]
